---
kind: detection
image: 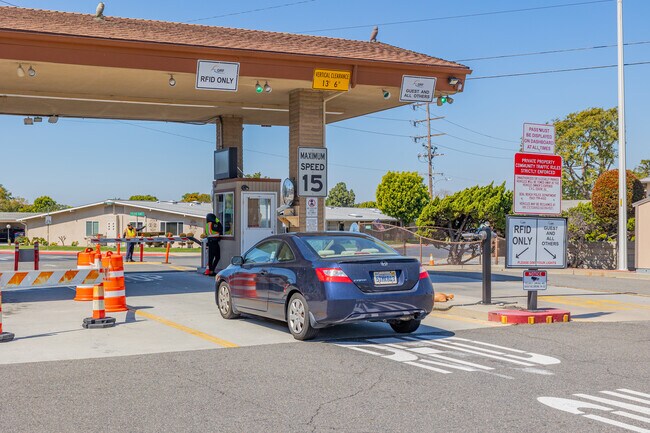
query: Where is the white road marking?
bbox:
[338,335,559,377]
[539,389,650,432]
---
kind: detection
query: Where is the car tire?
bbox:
[216,281,239,319]
[287,293,318,341]
[390,319,421,334]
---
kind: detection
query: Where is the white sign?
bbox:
[306,197,318,217]
[514,152,563,215]
[399,75,436,102]
[522,123,556,154]
[195,60,239,91]
[298,147,327,197]
[45,215,52,225]
[523,270,547,291]
[506,216,567,269]
[305,217,319,232]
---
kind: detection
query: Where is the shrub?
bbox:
[49,242,58,247]
[71,241,79,247]
[592,169,644,221]
[16,236,30,245]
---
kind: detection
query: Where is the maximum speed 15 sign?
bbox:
[298,147,327,197]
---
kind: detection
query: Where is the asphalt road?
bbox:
[1,321,648,432]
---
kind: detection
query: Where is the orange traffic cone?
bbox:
[429,254,434,266]
[74,248,96,301]
[82,283,116,328]
[101,252,128,312]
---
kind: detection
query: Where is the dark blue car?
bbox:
[215,232,434,340]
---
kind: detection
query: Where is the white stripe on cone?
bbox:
[92,300,105,311]
[108,271,124,278]
[105,290,126,298]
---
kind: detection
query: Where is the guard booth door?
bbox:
[241,192,276,253]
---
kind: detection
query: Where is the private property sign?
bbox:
[522,123,555,154]
[506,216,567,269]
[514,152,562,215]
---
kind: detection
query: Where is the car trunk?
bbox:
[335,256,420,293]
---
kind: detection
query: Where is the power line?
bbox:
[330,125,511,160]
[186,0,316,23]
[0,0,19,6]
[297,0,611,33]
[441,119,520,144]
[456,40,650,62]
[430,128,515,151]
[468,60,650,80]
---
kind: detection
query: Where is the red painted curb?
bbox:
[488,309,571,324]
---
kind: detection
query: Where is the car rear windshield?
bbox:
[302,235,397,258]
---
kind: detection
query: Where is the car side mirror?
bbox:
[231,256,244,266]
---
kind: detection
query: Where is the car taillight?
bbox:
[315,267,352,283]
[419,266,430,280]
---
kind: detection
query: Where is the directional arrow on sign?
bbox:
[544,247,557,259]
[516,247,529,259]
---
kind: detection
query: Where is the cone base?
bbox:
[82,317,116,329]
[74,287,94,301]
[0,332,15,342]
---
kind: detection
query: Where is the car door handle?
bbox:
[259,270,268,276]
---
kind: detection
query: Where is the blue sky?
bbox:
[1,0,648,205]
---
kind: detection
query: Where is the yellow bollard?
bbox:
[546,316,553,324]
[501,315,507,324]
[563,314,570,322]
[528,316,535,325]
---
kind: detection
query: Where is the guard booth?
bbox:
[211,178,280,269]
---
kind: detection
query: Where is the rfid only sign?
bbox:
[196,60,239,91]
[506,216,567,269]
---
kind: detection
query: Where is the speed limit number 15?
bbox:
[298,147,327,197]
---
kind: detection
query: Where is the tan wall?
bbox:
[637,202,650,270]
[24,204,206,246]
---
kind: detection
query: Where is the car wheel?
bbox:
[287,293,318,341]
[390,319,421,334]
[216,281,239,319]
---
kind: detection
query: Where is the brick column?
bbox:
[289,89,325,232]
[217,115,243,175]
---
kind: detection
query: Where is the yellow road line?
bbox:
[169,265,194,271]
[539,296,650,311]
[130,308,239,348]
[124,262,163,265]
[429,311,504,327]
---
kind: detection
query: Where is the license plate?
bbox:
[373,270,397,285]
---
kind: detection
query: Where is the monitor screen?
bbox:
[214,148,237,180]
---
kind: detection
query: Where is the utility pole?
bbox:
[413,103,445,198]
[617,0,628,270]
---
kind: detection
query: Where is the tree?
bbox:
[376,172,429,225]
[634,159,650,178]
[417,183,512,264]
[591,169,644,221]
[355,201,377,208]
[326,182,356,207]
[129,195,158,201]
[25,196,67,213]
[0,184,28,212]
[244,172,267,179]
[554,107,618,199]
[181,192,211,203]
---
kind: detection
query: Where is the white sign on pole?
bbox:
[298,147,327,197]
[399,75,436,102]
[306,197,318,217]
[195,60,240,91]
[514,152,563,215]
[305,217,319,232]
[523,270,547,291]
[45,215,52,225]
[522,123,556,154]
[506,216,567,269]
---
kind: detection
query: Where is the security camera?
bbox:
[382,89,391,100]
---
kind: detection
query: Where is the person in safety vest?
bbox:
[205,213,223,276]
[122,223,143,262]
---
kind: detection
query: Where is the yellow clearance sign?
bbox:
[312,69,351,91]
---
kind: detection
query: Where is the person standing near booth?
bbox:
[122,223,141,262]
[205,213,223,276]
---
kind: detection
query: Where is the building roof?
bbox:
[640,177,650,184]
[561,200,590,210]
[325,207,397,222]
[18,200,212,220]
[0,6,467,69]
[633,196,650,207]
[0,212,37,222]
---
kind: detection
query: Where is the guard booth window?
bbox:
[216,192,234,236]
[247,197,272,228]
[85,221,99,236]
[160,222,183,236]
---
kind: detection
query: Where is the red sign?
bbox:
[514,153,562,215]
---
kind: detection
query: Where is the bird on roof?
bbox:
[95,2,105,19]
[369,26,378,42]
